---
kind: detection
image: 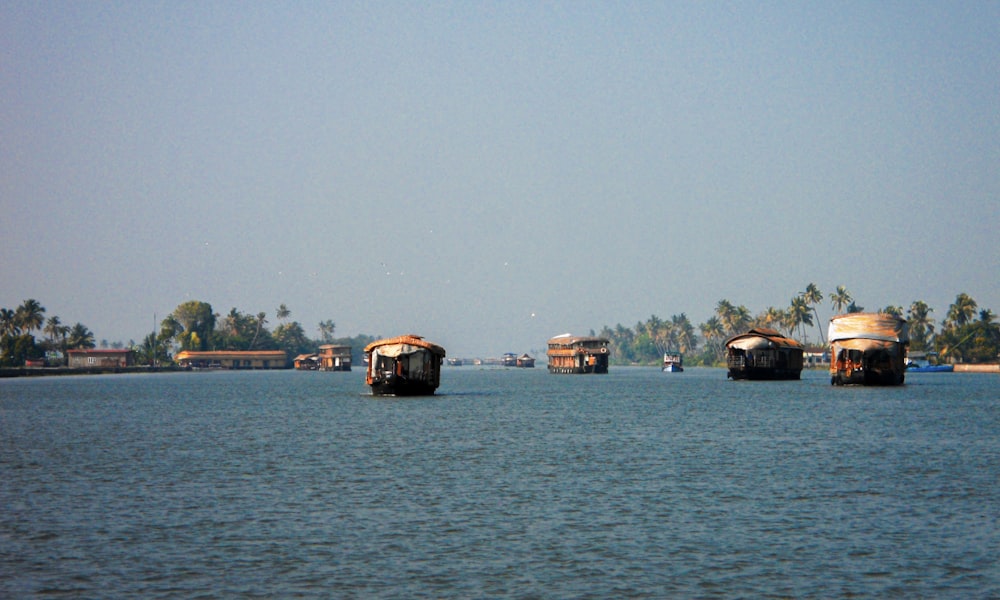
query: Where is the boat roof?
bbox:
[725,327,803,350]
[547,334,609,345]
[364,334,446,356]
[828,313,909,344]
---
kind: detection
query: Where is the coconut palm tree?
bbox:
[946,293,977,328]
[907,301,935,350]
[830,285,852,315]
[700,317,726,360]
[249,312,267,349]
[44,316,63,344]
[788,296,813,341]
[802,283,825,344]
[317,320,336,343]
[15,299,45,334]
[0,308,19,337]
[276,304,291,324]
[67,323,96,349]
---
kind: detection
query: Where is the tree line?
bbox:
[597,284,999,366]
[3,286,998,367]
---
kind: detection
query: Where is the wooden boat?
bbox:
[662,352,684,372]
[905,351,953,373]
[364,335,446,396]
[829,313,909,386]
[516,353,535,368]
[725,328,804,380]
[546,334,610,374]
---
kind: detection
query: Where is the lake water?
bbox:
[2,367,998,598]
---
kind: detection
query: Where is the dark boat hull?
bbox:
[728,367,802,380]
[369,376,439,396]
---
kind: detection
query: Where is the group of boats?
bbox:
[363,313,938,396]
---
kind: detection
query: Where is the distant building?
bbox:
[67,348,135,368]
[174,350,287,369]
[319,344,352,371]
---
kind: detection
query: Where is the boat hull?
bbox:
[369,376,439,396]
[663,364,684,373]
[728,366,801,380]
[907,365,954,373]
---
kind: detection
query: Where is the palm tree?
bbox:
[67,323,96,349]
[15,299,46,334]
[249,312,267,349]
[882,305,904,317]
[700,317,726,361]
[788,296,813,341]
[830,285,852,315]
[907,301,935,350]
[44,316,63,344]
[318,320,336,343]
[802,283,825,344]
[277,304,291,324]
[946,293,977,328]
[0,307,19,336]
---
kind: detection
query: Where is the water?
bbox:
[2,367,998,598]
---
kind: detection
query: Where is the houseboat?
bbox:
[364,335,446,396]
[546,334,610,374]
[319,344,352,371]
[725,328,804,380]
[662,351,684,372]
[516,353,536,368]
[829,313,909,385]
[501,352,518,367]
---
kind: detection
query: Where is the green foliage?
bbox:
[1,334,42,367]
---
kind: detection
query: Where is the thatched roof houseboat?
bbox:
[546,334,610,374]
[364,335,446,396]
[725,328,804,380]
[516,353,535,368]
[829,313,909,386]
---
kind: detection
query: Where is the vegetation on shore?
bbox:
[2,284,998,368]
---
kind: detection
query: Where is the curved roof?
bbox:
[364,334,446,356]
[547,334,609,345]
[725,327,803,350]
[828,313,908,343]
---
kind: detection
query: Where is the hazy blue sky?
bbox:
[3,1,998,357]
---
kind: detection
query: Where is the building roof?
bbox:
[67,348,131,354]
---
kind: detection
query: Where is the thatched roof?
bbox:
[828,313,909,344]
[725,327,803,350]
[546,334,609,346]
[364,334,446,356]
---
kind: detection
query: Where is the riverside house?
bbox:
[174,350,288,369]
[67,348,135,368]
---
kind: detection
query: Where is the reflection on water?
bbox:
[2,368,998,597]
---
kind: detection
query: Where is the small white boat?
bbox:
[662,352,684,372]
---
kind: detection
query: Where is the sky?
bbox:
[3,1,998,358]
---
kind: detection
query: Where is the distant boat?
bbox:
[829,313,908,386]
[546,334,610,374]
[501,352,518,367]
[364,335,446,396]
[906,351,953,373]
[447,357,464,367]
[725,328,804,380]
[662,351,684,372]
[516,353,535,368]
